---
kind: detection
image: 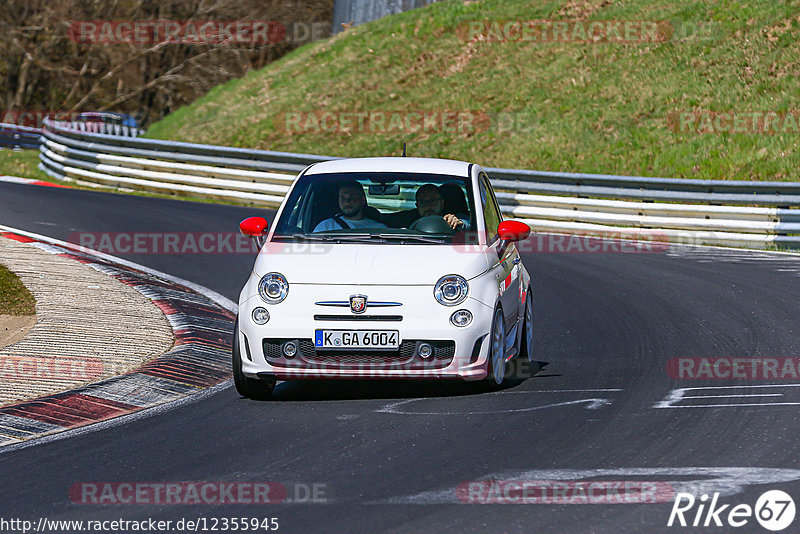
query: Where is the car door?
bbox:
[479,174,520,334]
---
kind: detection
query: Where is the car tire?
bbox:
[521,288,534,363]
[485,307,506,387]
[232,318,275,400]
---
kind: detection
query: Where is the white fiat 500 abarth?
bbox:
[233,157,533,399]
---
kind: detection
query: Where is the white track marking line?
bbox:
[668,244,800,258]
[380,467,800,504]
[682,394,784,399]
[654,384,800,408]
[0,176,36,185]
[376,397,612,415]
[376,388,623,414]
[676,384,800,391]
[489,388,623,395]
[660,402,800,409]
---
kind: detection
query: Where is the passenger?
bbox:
[414,184,468,230]
[439,182,470,217]
[313,181,387,232]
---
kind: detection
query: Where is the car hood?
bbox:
[253,242,491,285]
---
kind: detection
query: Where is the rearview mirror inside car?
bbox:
[368,183,400,195]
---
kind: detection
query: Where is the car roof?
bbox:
[304,157,472,177]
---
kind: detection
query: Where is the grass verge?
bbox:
[0,264,36,316]
[0,149,48,181]
[145,0,800,181]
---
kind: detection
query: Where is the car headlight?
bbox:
[258,273,289,304]
[434,275,468,306]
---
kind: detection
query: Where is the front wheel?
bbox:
[521,288,534,363]
[232,319,275,400]
[485,308,506,387]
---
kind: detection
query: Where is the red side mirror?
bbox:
[498,220,531,242]
[239,217,269,237]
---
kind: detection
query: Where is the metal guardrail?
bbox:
[332,0,442,33]
[0,123,42,150]
[38,117,800,249]
[1,119,141,150]
[52,120,143,138]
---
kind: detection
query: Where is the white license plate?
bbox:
[315,330,400,350]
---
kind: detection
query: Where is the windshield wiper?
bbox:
[375,234,448,244]
[274,233,446,244]
[294,233,384,243]
[272,234,337,242]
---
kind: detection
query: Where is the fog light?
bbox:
[450,309,473,327]
[252,307,270,325]
[283,341,297,358]
[418,343,433,360]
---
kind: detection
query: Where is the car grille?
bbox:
[262,338,455,369]
[312,315,402,322]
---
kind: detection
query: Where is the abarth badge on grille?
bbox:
[349,295,367,314]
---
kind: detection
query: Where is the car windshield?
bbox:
[272,172,477,243]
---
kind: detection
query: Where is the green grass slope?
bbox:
[0,149,46,181]
[0,264,35,316]
[146,0,800,181]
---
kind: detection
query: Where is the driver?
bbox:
[414,184,468,230]
[313,181,387,232]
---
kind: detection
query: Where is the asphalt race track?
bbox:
[2,181,800,533]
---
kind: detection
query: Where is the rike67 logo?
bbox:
[668,490,796,531]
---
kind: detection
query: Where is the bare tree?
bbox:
[0,0,333,126]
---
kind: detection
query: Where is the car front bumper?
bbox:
[237,282,495,381]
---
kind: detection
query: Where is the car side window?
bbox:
[479,174,502,243]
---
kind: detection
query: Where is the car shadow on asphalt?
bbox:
[258,361,552,402]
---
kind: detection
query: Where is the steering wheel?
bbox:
[409,215,455,235]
